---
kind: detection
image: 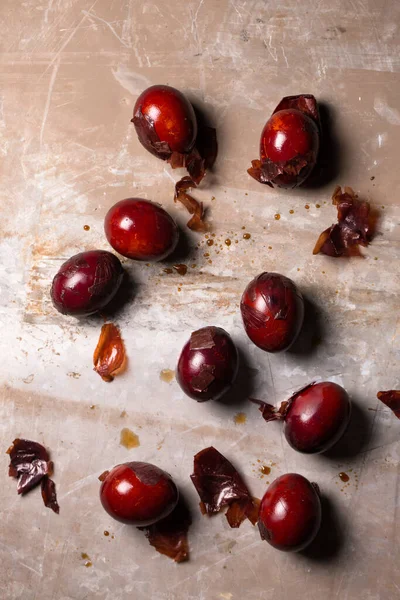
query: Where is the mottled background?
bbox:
[0,0,399,598]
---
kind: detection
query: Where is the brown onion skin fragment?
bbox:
[143,496,192,563]
[104,199,179,262]
[132,85,197,159]
[258,473,321,552]
[190,446,256,529]
[176,327,239,402]
[7,438,51,494]
[174,177,208,232]
[7,439,60,513]
[313,186,375,257]
[99,462,178,526]
[93,323,126,382]
[51,250,124,317]
[377,390,400,419]
[248,95,320,189]
[240,272,304,353]
[283,382,351,453]
[41,477,60,514]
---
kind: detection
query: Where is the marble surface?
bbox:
[0,0,399,598]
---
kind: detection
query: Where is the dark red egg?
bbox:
[284,382,351,453]
[99,462,178,526]
[176,326,239,402]
[248,94,320,188]
[240,272,304,353]
[132,85,197,160]
[104,198,179,261]
[50,250,123,317]
[258,473,321,552]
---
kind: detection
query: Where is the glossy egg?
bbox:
[50,250,124,317]
[104,198,179,261]
[284,382,351,453]
[132,85,197,159]
[240,272,304,352]
[176,326,239,402]
[99,462,179,526]
[258,473,321,552]
[259,109,319,188]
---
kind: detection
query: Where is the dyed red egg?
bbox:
[240,272,304,352]
[176,326,239,402]
[104,198,179,261]
[132,85,197,160]
[284,382,351,453]
[50,250,123,317]
[258,473,321,552]
[99,462,178,526]
[248,94,320,188]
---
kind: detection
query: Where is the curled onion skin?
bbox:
[240,272,304,352]
[50,250,124,317]
[93,323,127,382]
[176,327,239,402]
[99,462,178,526]
[258,473,321,552]
[104,198,179,261]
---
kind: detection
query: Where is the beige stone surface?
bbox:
[0,0,399,598]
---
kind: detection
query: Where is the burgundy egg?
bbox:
[104,198,179,261]
[284,382,351,453]
[248,95,320,188]
[132,85,197,160]
[240,272,304,353]
[176,326,239,402]
[99,462,178,526]
[50,250,123,317]
[258,473,321,552]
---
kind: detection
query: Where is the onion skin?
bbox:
[248,94,320,189]
[93,323,127,382]
[377,390,400,420]
[104,198,179,261]
[132,85,197,160]
[99,462,178,526]
[284,382,351,453]
[51,250,124,317]
[240,272,304,353]
[258,473,321,552]
[313,186,375,257]
[176,327,239,402]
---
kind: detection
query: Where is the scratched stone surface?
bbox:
[0,0,399,598]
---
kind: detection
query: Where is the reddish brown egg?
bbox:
[284,382,351,453]
[248,95,320,188]
[99,462,178,526]
[132,85,197,160]
[104,198,179,261]
[50,250,124,317]
[176,327,239,402]
[258,473,321,552]
[240,272,304,352]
